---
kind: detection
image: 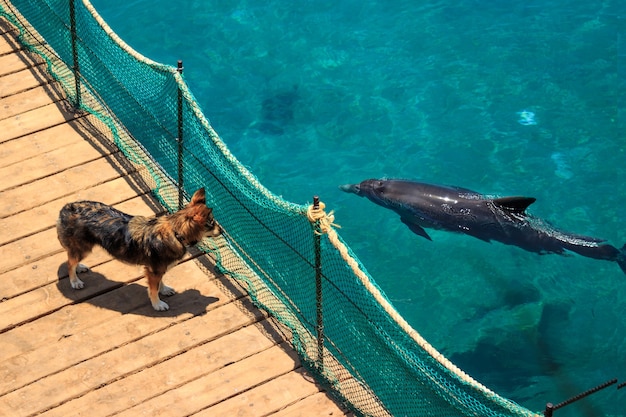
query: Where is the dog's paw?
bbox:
[159,285,176,297]
[76,264,90,273]
[70,278,85,289]
[152,300,170,311]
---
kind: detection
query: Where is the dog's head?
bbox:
[191,188,222,238]
[177,188,222,244]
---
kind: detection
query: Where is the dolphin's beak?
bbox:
[339,183,361,195]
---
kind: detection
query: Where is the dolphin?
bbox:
[340,179,626,273]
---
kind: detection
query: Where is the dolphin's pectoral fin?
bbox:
[401,217,432,241]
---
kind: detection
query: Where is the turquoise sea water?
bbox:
[92,1,625,414]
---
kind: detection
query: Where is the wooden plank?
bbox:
[0,65,47,98]
[272,391,352,417]
[0,18,21,41]
[0,101,78,143]
[0,20,13,36]
[0,296,262,415]
[0,227,61,275]
[0,120,85,168]
[0,31,22,56]
[0,154,133,218]
[0,260,238,396]
[0,138,113,192]
[194,369,322,417]
[0,249,110,301]
[42,325,287,417]
[0,50,32,76]
[0,173,153,247]
[0,249,141,331]
[0,83,62,120]
[113,342,300,417]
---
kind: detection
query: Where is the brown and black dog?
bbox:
[56,188,221,310]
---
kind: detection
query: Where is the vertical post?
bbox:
[313,195,324,371]
[543,403,554,417]
[176,60,184,210]
[69,0,81,108]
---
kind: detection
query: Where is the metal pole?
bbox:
[543,403,554,417]
[69,0,81,108]
[176,60,184,210]
[313,195,324,371]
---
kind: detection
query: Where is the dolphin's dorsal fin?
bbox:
[492,196,536,213]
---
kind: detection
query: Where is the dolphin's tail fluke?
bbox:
[618,244,626,274]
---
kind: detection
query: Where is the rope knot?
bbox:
[307,200,340,235]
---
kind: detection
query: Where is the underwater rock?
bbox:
[449,300,572,393]
[251,121,286,135]
[254,85,299,135]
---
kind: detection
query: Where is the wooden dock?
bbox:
[0,19,352,417]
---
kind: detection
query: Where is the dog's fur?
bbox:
[56,188,221,311]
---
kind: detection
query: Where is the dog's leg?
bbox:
[145,266,169,311]
[158,262,177,297]
[67,253,85,289]
[159,281,176,297]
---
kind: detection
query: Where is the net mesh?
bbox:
[1,1,541,416]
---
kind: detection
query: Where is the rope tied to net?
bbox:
[307,197,340,235]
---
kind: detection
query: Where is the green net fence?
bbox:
[1,1,542,416]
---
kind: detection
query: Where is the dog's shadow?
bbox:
[56,264,219,318]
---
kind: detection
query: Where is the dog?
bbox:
[56,188,221,311]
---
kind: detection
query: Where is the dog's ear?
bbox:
[191,205,210,223]
[190,188,206,205]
